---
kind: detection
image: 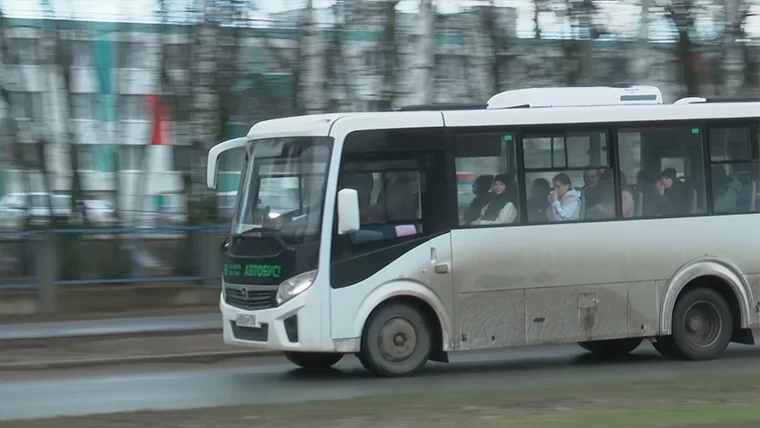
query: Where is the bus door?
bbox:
[329,129,454,342]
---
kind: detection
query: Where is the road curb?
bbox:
[0,328,223,347]
[0,349,285,371]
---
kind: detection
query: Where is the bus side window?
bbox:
[708,126,758,214]
[617,126,707,218]
[330,128,450,286]
[522,130,609,224]
[454,132,519,226]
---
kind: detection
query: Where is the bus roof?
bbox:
[441,102,760,128]
[245,86,760,139]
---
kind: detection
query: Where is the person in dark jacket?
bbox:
[463,174,494,224]
[526,177,551,222]
[653,167,689,216]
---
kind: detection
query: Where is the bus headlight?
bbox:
[276,270,317,305]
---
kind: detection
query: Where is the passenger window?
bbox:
[454,132,519,226]
[709,127,751,161]
[523,132,608,170]
[709,126,759,213]
[342,161,422,231]
[523,136,566,169]
[523,130,609,223]
[617,126,707,218]
[330,128,449,287]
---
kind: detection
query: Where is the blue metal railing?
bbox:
[0,226,230,290]
[0,231,38,290]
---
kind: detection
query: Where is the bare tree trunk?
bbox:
[51,22,91,227]
[381,0,400,108]
[301,0,324,114]
[667,0,700,96]
[324,2,341,112]
[533,0,543,39]
[411,0,435,105]
[0,10,45,227]
[633,0,651,83]
[187,12,220,225]
[480,2,502,95]
[721,0,744,95]
[560,0,598,85]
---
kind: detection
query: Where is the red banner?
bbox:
[145,94,170,146]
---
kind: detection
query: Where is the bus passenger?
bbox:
[527,177,551,222]
[471,173,518,225]
[635,169,657,216]
[587,169,634,219]
[711,164,742,213]
[344,173,382,223]
[385,172,420,221]
[463,175,494,224]
[546,173,581,221]
[581,168,604,208]
[653,168,689,216]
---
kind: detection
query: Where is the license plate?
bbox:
[236,314,258,328]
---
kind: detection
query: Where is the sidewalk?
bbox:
[0,313,221,341]
[0,313,277,370]
[0,332,275,370]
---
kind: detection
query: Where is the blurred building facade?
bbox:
[0,5,757,217]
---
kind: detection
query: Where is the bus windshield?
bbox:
[233,137,332,245]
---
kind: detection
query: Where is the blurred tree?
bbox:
[478,1,506,95]
[720,0,752,95]
[560,0,602,85]
[663,0,700,96]
[533,0,549,39]
[381,0,401,109]
[49,20,91,228]
[301,0,325,113]
[411,0,435,105]
[0,8,60,229]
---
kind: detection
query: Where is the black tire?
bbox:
[656,287,733,361]
[578,337,643,357]
[283,351,343,370]
[651,336,684,359]
[360,302,433,377]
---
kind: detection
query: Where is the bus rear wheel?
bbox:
[578,337,643,357]
[360,302,432,377]
[654,287,733,361]
[284,351,343,371]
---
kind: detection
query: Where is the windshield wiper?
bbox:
[231,226,292,250]
[233,226,279,238]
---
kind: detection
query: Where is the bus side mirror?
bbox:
[337,188,360,235]
[207,137,247,190]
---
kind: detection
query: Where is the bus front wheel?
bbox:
[284,351,343,371]
[578,337,643,357]
[654,287,733,361]
[360,302,432,377]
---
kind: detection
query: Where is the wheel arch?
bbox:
[354,281,453,354]
[660,257,754,335]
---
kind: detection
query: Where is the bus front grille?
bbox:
[224,286,277,310]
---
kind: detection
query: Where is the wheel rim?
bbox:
[377,316,418,362]
[682,300,722,348]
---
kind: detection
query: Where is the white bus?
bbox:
[207,85,760,377]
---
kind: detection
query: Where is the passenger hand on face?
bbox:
[549,189,559,204]
[654,180,665,196]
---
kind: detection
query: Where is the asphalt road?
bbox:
[3,341,760,421]
[0,314,220,341]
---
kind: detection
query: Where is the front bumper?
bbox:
[219,289,327,352]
